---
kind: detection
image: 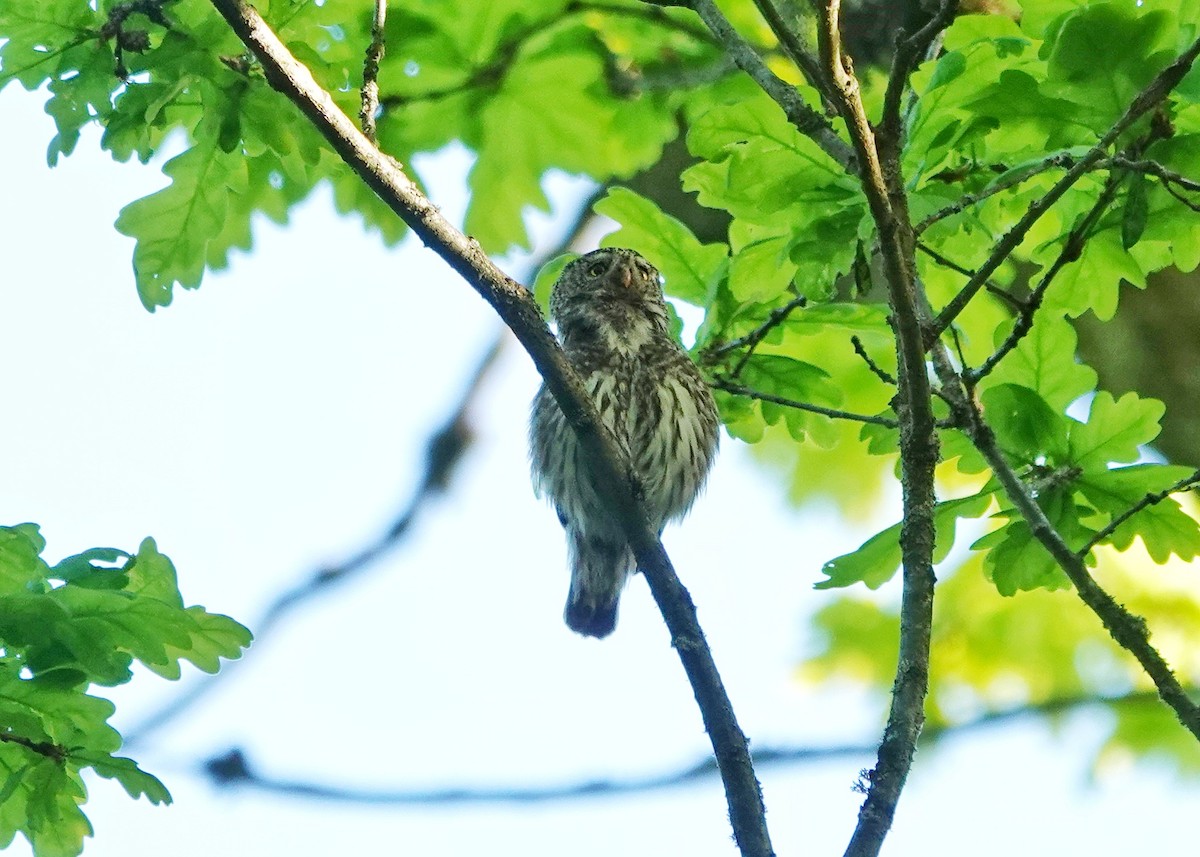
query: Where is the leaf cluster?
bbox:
[0,525,251,857]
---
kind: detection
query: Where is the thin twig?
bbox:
[914,152,1082,234]
[1109,156,1200,193]
[358,0,386,143]
[196,687,1187,804]
[851,335,896,385]
[954,398,1200,742]
[714,378,899,427]
[1079,468,1200,557]
[703,294,808,372]
[968,166,1126,382]
[679,0,857,173]
[880,0,958,145]
[1160,177,1200,213]
[749,0,834,102]
[915,241,1025,311]
[929,34,1200,340]
[206,4,772,855]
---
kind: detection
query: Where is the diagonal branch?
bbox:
[702,294,808,372]
[968,166,1126,382]
[669,0,857,172]
[1079,468,1200,557]
[929,34,1200,340]
[879,0,958,144]
[749,0,833,101]
[955,399,1200,741]
[206,3,772,855]
[914,151,1081,234]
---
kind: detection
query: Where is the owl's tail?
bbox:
[564,530,634,638]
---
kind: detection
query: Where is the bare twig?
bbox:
[914,152,1082,234]
[929,34,1200,339]
[968,167,1126,382]
[1159,177,1200,213]
[703,294,808,374]
[851,335,896,385]
[880,0,958,144]
[749,0,833,101]
[713,378,899,427]
[915,240,1025,312]
[197,687,1187,804]
[809,4,942,853]
[206,4,772,855]
[1109,156,1200,193]
[675,0,857,173]
[955,399,1200,741]
[359,0,386,143]
[1079,468,1200,557]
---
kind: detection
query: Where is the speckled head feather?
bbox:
[529,248,720,638]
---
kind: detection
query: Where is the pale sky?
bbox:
[1,84,1195,857]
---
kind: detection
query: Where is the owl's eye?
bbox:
[586,261,606,277]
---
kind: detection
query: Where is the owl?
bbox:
[529,248,720,638]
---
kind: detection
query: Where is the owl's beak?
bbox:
[618,265,635,289]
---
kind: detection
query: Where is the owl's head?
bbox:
[549,248,669,334]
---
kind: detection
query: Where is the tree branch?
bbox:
[702,294,808,372]
[197,687,1187,805]
[915,240,1025,312]
[1109,156,1200,193]
[1079,468,1200,557]
[851,335,896,385]
[713,378,899,427]
[810,3,941,855]
[0,732,66,763]
[749,0,833,102]
[914,151,1081,234]
[358,0,386,143]
[955,399,1200,741]
[879,0,957,145]
[929,34,1200,340]
[206,3,772,855]
[670,0,857,173]
[968,165,1126,382]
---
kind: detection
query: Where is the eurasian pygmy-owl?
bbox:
[529,248,720,638]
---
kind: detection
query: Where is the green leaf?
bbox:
[533,253,577,315]
[595,187,729,306]
[986,314,1097,410]
[1076,464,1200,562]
[1068,391,1165,471]
[466,37,675,251]
[818,492,995,589]
[71,751,171,805]
[115,140,249,310]
[1043,4,1174,130]
[1121,171,1149,250]
[0,525,50,592]
[980,383,1068,463]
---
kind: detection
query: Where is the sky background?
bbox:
[1,82,1197,856]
